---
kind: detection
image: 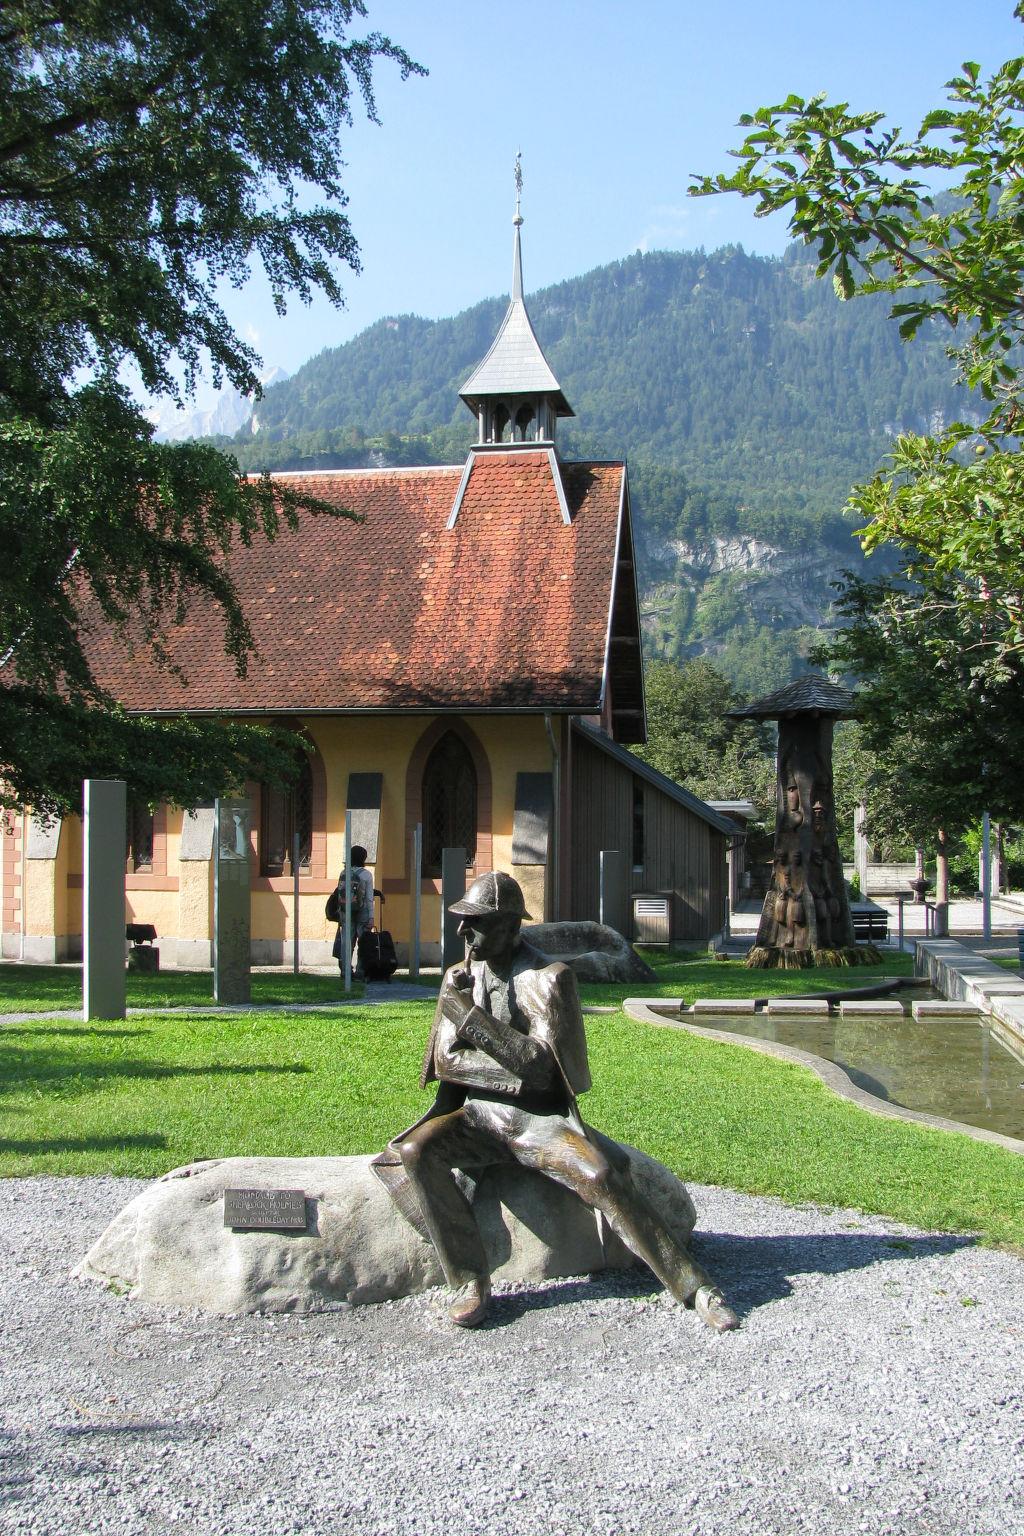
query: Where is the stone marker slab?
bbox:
[690,998,757,1015]
[912,1000,982,1021]
[75,1151,697,1316]
[838,1000,905,1017]
[766,998,831,1016]
[83,779,127,1022]
[214,796,251,1006]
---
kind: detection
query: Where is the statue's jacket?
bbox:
[371,940,592,1235]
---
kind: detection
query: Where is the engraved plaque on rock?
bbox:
[223,1187,307,1232]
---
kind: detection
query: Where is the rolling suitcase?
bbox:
[357,893,398,982]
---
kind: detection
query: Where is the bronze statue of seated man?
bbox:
[373,872,737,1332]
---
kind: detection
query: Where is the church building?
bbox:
[2,204,732,966]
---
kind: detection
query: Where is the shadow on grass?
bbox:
[1,1026,152,1039]
[0,1057,309,1093]
[0,1133,168,1154]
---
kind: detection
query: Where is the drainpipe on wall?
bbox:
[544,713,560,922]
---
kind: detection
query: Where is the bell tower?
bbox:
[458,155,573,448]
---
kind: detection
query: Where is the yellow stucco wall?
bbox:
[23,713,556,959]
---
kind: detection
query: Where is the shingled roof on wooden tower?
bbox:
[728,674,857,720]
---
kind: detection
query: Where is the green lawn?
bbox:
[0,949,914,1015]
[1,991,1021,1250]
[0,964,362,1013]
[575,946,915,1008]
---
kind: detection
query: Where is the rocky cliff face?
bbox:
[640,532,855,689]
[656,533,847,629]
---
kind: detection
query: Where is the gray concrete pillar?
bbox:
[83,779,126,1021]
[440,847,466,972]
[854,802,869,895]
[214,797,251,1005]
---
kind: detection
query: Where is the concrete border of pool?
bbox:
[915,937,1024,1051]
[620,996,1024,1156]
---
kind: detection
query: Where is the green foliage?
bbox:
[0,2,421,816]
[814,572,1024,850]
[630,658,776,817]
[692,12,1024,661]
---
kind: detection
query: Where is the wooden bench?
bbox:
[851,910,889,944]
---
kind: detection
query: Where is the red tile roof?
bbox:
[78,451,628,715]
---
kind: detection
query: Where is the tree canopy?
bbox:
[631,658,776,818]
[0,1,421,816]
[812,574,1024,871]
[691,6,1024,662]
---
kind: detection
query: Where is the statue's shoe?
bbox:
[447,1277,491,1328]
[694,1285,740,1333]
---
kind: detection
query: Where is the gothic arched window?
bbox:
[422,731,477,877]
[492,403,510,443]
[260,751,313,876]
[515,404,535,441]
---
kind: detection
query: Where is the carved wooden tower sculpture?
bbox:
[730,677,873,968]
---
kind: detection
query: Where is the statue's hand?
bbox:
[440,986,473,1029]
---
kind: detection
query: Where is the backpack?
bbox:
[325,872,365,926]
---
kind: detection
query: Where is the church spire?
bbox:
[458,154,573,445]
[511,150,524,303]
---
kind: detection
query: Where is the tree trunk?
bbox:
[935,827,949,905]
[752,714,855,958]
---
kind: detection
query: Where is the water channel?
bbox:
[681,1002,1024,1142]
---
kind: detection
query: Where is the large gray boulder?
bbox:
[75,1147,696,1315]
[524,920,656,983]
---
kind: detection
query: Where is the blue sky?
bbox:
[217,0,1023,381]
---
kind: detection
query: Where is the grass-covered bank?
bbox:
[0,964,362,1013]
[1,998,1021,1250]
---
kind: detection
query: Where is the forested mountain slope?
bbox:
[221,243,969,691]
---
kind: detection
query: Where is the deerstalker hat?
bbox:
[449,871,532,921]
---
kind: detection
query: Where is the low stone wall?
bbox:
[843,862,918,895]
[914,938,1024,1048]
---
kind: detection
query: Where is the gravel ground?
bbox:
[1,1178,1022,1536]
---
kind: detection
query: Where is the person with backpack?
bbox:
[333,845,377,980]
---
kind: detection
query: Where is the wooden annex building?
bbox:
[1,216,732,966]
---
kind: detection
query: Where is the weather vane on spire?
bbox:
[514,150,523,227]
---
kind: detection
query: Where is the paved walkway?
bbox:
[729,894,1024,954]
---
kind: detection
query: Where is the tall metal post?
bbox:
[292,829,300,974]
[343,810,353,993]
[982,810,992,942]
[410,822,422,981]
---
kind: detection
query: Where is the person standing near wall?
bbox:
[335,845,377,980]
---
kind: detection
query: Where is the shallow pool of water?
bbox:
[686,1007,1024,1141]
